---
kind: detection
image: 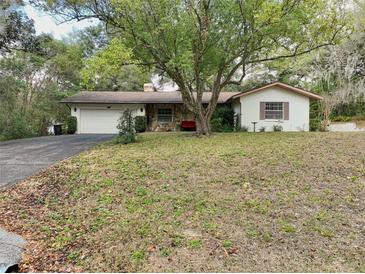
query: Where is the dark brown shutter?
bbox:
[260,102,265,120]
[284,102,289,120]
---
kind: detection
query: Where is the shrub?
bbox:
[115,109,136,144]
[211,106,235,132]
[240,126,249,132]
[273,124,283,132]
[310,118,322,131]
[234,114,241,131]
[2,112,33,140]
[114,132,136,144]
[211,117,223,132]
[259,126,266,132]
[134,116,146,132]
[221,124,233,132]
[66,116,77,134]
[331,115,352,122]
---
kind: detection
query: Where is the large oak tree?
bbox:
[37,0,348,135]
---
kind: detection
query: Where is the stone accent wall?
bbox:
[146,104,195,132]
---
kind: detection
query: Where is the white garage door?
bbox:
[80,109,122,134]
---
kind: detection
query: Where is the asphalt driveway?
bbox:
[0,134,114,188]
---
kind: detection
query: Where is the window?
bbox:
[157,108,173,122]
[265,102,283,119]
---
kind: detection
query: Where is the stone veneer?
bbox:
[146,103,195,132]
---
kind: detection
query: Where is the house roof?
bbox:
[61,82,321,105]
[61,91,240,104]
[231,82,323,100]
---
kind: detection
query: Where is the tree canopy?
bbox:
[80,37,150,91]
[36,0,349,135]
[1,1,362,139]
[0,1,44,53]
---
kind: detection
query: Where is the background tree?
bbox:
[69,24,108,58]
[236,1,365,130]
[80,38,151,91]
[0,0,44,53]
[0,36,84,139]
[36,0,348,135]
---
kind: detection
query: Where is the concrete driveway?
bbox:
[0,134,114,188]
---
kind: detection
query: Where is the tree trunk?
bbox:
[195,110,211,136]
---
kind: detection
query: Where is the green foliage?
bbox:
[1,112,34,140]
[131,249,145,262]
[117,109,135,134]
[211,106,235,132]
[234,114,241,131]
[280,222,297,233]
[0,6,43,53]
[66,116,77,134]
[310,118,322,132]
[210,118,223,132]
[187,239,202,249]
[331,116,352,122]
[331,98,365,118]
[80,38,150,91]
[273,125,283,132]
[222,240,233,248]
[0,35,84,140]
[41,0,348,135]
[240,126,249,132]
[69,24,108,58]
[134,116,146,133]
[160,247,171,257]
[114,133,136,144]
[115,109,136,144]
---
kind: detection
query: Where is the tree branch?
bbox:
[247,43,334,64]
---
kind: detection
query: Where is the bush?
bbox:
[66,116,77,134]
[211,106,235,132]
[331,115,352,122]
[310,118,322,131]
[114,132,136,144]
[259,126,266,132]
[221,124,233,132]
[2,112,34,140]
[234,114,241,131]
[273,124,283,132]
[116,109,136,144]
[134,116,146,132]
[211,117,223,132]
[240,126,249,132]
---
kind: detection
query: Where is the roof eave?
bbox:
[232,82,323,100]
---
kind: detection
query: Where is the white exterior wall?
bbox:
[232,100,241,127]
[234,87,310,132]
[70,103,145,134]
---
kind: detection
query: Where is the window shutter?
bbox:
[260,102,265,120]
[284,102,289,120]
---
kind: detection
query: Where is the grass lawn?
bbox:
[1,132,364,272]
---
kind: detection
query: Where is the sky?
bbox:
[23,4,97,40]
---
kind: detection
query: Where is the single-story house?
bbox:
[61,82,323,133]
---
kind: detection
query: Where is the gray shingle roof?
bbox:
[61,91,240,104]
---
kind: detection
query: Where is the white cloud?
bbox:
[23,4,98,39]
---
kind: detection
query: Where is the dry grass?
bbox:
[1,132,365,272]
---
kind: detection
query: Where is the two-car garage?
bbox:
[70,104,145,134]
[79,109,122,134]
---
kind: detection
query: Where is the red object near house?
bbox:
[180,120,196,131]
